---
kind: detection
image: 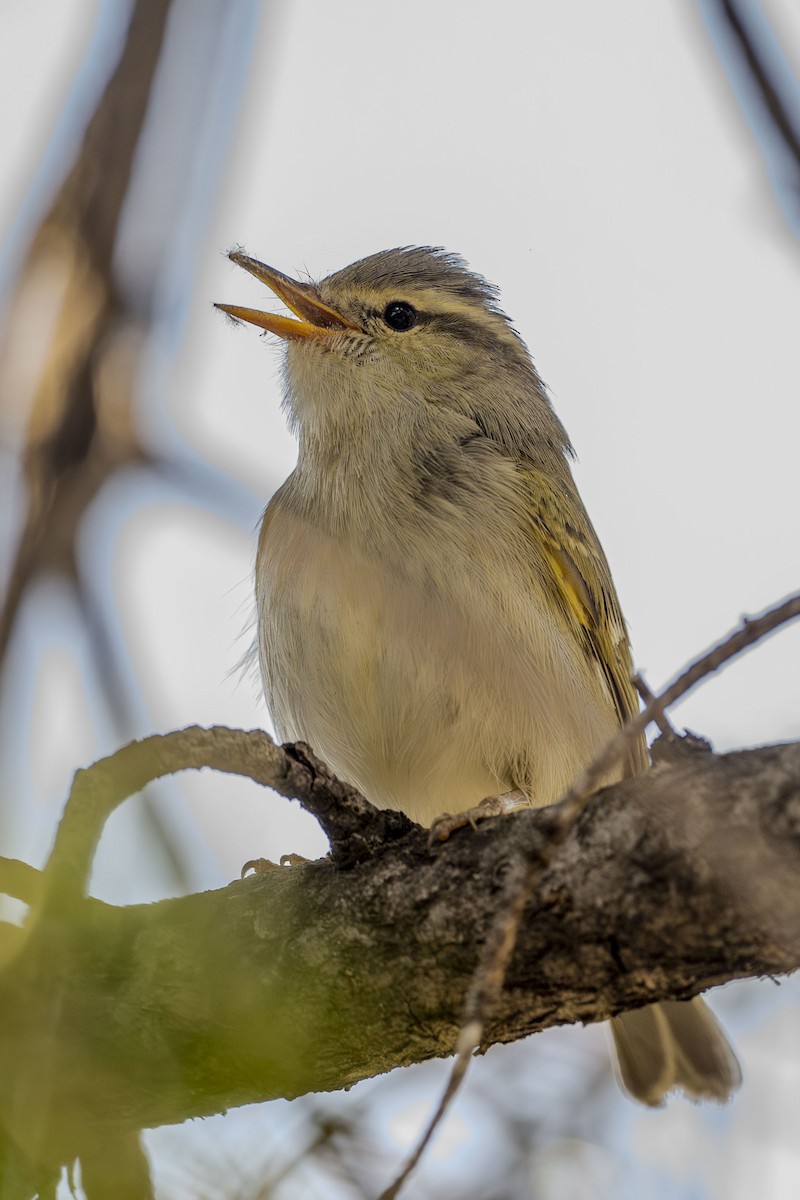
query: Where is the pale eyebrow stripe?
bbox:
[357,297,524,356]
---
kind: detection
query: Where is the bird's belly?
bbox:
[257,521,618,827]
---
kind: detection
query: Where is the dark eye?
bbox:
[383,300,417,332]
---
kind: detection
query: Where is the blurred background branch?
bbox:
[0,0,264,891]
[0,0,170,690]
[700,0,800,236]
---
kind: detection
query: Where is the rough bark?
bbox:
[1,736,798,1178]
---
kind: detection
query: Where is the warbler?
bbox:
[217,246,741,1106]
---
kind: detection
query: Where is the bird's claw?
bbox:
[241,852,311,878]
[241,857,280,877]
[280,852,311,867]
[427,789,529,849]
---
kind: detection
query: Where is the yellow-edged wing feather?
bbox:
[521,466,649,777]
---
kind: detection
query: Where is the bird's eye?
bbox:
[383,301,417,332]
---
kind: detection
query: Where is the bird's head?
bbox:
[216,246,570,468]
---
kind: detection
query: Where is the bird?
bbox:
[216,245,742,1106]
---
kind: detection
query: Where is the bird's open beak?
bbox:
[215,251,358,340]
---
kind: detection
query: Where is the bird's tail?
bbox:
[611,997,742,1105]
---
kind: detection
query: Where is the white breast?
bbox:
[256,497,619,828]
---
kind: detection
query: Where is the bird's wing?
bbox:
[520,464,649,776]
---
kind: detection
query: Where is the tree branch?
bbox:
[381,591,800,1197]
[1,736,798,1172]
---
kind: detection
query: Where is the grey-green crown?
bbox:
[322,246,507,315]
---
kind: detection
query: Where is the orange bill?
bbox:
[215,251,359,340]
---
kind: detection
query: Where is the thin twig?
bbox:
[375,1047,472,1200]
[378,590,800,1200]
[376,855,531,1200]
[632,672,677,739]
[41,727,292,901]
[40,727,407,905]
[558,591,800,826]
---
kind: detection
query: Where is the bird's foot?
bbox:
[428,788,529,847]
[241,852,311,877]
